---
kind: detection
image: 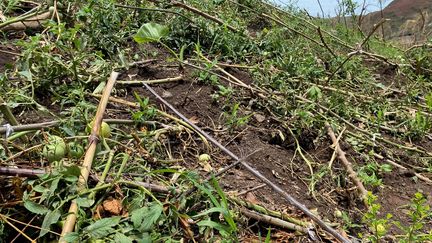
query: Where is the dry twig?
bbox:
[240,208,309,234]
[326,123,368,206]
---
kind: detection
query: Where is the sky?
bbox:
[271,0,393,17]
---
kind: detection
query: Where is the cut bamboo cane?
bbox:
[0,96,19,126]
[326,123,368,207]
[59,72,119,242]
[0,11,52,31]
[240,207,309,234]
[117,75,183,85]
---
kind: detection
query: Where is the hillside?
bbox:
[362,0,432,43]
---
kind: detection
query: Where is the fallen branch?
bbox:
[372,153,432,184]
[294,95,432,157]
[237,183,266,196]
[0,9,52,31]
[0,96,19,126]
[317,26,337,57]
[4,144,43,163]
[230,196,310,228]
[114,4,193,23]
[240,207,309,234]
[170,1,238,33]
[143,83,350,243]
[117,75,183,85]
[59,71,119,242]
[0,119,136,135]
[326,123,368,206]
[0,167,45,177]
[0,166,181,195]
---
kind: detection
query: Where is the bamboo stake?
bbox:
[239,207,309,234]
[230,196,310,228]
[0,10,52,31]
[326,123,368,206]
[59,72,119,242]
[0,96,19,126]
[0,167,45,177]
[117,75,183,85]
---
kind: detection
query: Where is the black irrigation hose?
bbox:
[143,83,351,243]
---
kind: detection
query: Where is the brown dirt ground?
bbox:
[115,56,432,241]
[0,45,17,72]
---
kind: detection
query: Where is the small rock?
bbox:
[254,113,266,123]
[162,90,173,98]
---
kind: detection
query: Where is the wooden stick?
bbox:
[373,153,432,184]
[326,123,368,206]
[170,1,238,33]
[0,167,45,177]
[230,196,310,228]
[59,72,119,242]
[0,96,19,126]
[117,75,183,85]
[240,207,309,234]
[0,10,52,31]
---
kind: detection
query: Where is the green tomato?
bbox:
[376,224,386,235]
[87,120,111,138]
[42,136,66,162]
[100,122,111,138]
[68,142,84,158]
[198,154,211,162]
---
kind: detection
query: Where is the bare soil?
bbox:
[114,56,432,239]
[0,45,16,72]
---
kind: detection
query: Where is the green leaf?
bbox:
[265,227,272,243]
[76,196,95,208]
[19,70,33,82]
[114,233,133,243]
[33,185,48,193]
[63,232,79,242]
[130,203,163,232]
[49,177,60,193]
[61,165,81,177]
[197,219,230,236]
[307,85,322,100]
[40,210,61,237]
[24,200,49,215]
[84,216,121,239]
[92,81,106,95]
[134,23,169,44]
[179,44,188,62]
[211,177,237,232]
[134,233,152,243]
